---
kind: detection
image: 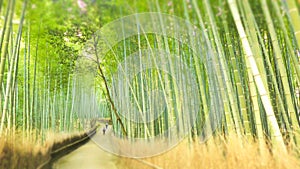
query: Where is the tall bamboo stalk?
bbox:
[285,0,300,48]
[228,0,287,153]
[0,0,15,129]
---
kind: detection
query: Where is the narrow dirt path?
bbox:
[52,125,120,169]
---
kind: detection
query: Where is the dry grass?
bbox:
[0,136,49,169]
[0,130,85,169]
[119,134,300,169]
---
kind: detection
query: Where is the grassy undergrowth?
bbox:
[0,130,85,169]
[119,134,300,169]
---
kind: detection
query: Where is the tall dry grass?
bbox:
[0,135,49,169]
[0,130,85,169]
[119,134,300,169]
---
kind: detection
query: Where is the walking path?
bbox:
[52,125,120,169]
[52,124,161,169]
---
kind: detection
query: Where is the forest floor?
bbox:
[52,139,120,169]
[52,125,121,169]
[0,130,92,169]
[51,125,300,169]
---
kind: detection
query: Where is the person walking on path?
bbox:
[105,122,108,129]
[103,127,106,135]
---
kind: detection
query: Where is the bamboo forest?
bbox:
[1,0,300,168]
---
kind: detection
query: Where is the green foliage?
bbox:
[1,0,300,155]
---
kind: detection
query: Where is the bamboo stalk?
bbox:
[0,0,15,124]
[285,0,300,48]
[228,0,287,153]
[261,0,297,125]
[0,0,26,135]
